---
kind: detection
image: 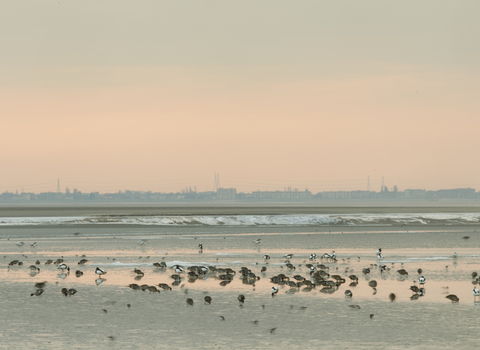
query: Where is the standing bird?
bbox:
[271,287,279,297]
[175,266,185,274]
[418,276,426,285]
[376,248,384,259]
[238,294,245,303]
[198,244,203,253]
[57,263,69,271]
[473,288,480,301]
[95,267,107,276]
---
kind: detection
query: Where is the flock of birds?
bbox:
[7,239,480,306]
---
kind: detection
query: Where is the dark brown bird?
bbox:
[35,281,47,289]
[186,298,194,306]
[204,296,212,304]
[389,293,396,302]
[446,294,459,302]
[397,269,408,276]
[238,294,245,303]
[30,289,44,297]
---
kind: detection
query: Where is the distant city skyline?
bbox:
[0,175,477,195]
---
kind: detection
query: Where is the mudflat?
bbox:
[0,205,479,349]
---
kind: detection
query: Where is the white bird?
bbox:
[140,240,147,245]
[271,286,279,297]
[284,254,293,259]
[309,253,317,260]
[376,248,384,259]
[30,242,37,248]
[418,276,426,284]
[452,252,458,258]
[175,266,185,274]
[309,266,317,273]
[253,239,261,244]
[473,288,480,299]
[57,263,68,270]
[16,242,24,247]
[95,267,107,276]
[263,254,271,260]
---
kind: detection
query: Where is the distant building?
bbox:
[216,188,237,200]
[252,190,312,200]
[404,189,426,199]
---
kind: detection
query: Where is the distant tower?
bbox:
[381,176,385,192]
[57,178,60,193]
[213,172,220,191]
[367,176,370,192]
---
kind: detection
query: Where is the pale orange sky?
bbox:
[1,1,479,193]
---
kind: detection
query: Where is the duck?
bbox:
[389,293,396,302]
[75,270,83,277]
[344,290,353,298]
[186,298,194,306]
[238,294,245,303]
[204,296,212,304]
[95,267,107,276]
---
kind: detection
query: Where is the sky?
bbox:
[1,1,479,194]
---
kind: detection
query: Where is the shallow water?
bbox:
[0,223,479,349]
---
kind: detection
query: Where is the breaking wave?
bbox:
[0,213,479,226]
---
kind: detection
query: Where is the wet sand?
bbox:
[0,227,480,349]
[0,206,479,349]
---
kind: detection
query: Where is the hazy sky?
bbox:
[1,1,479,193]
